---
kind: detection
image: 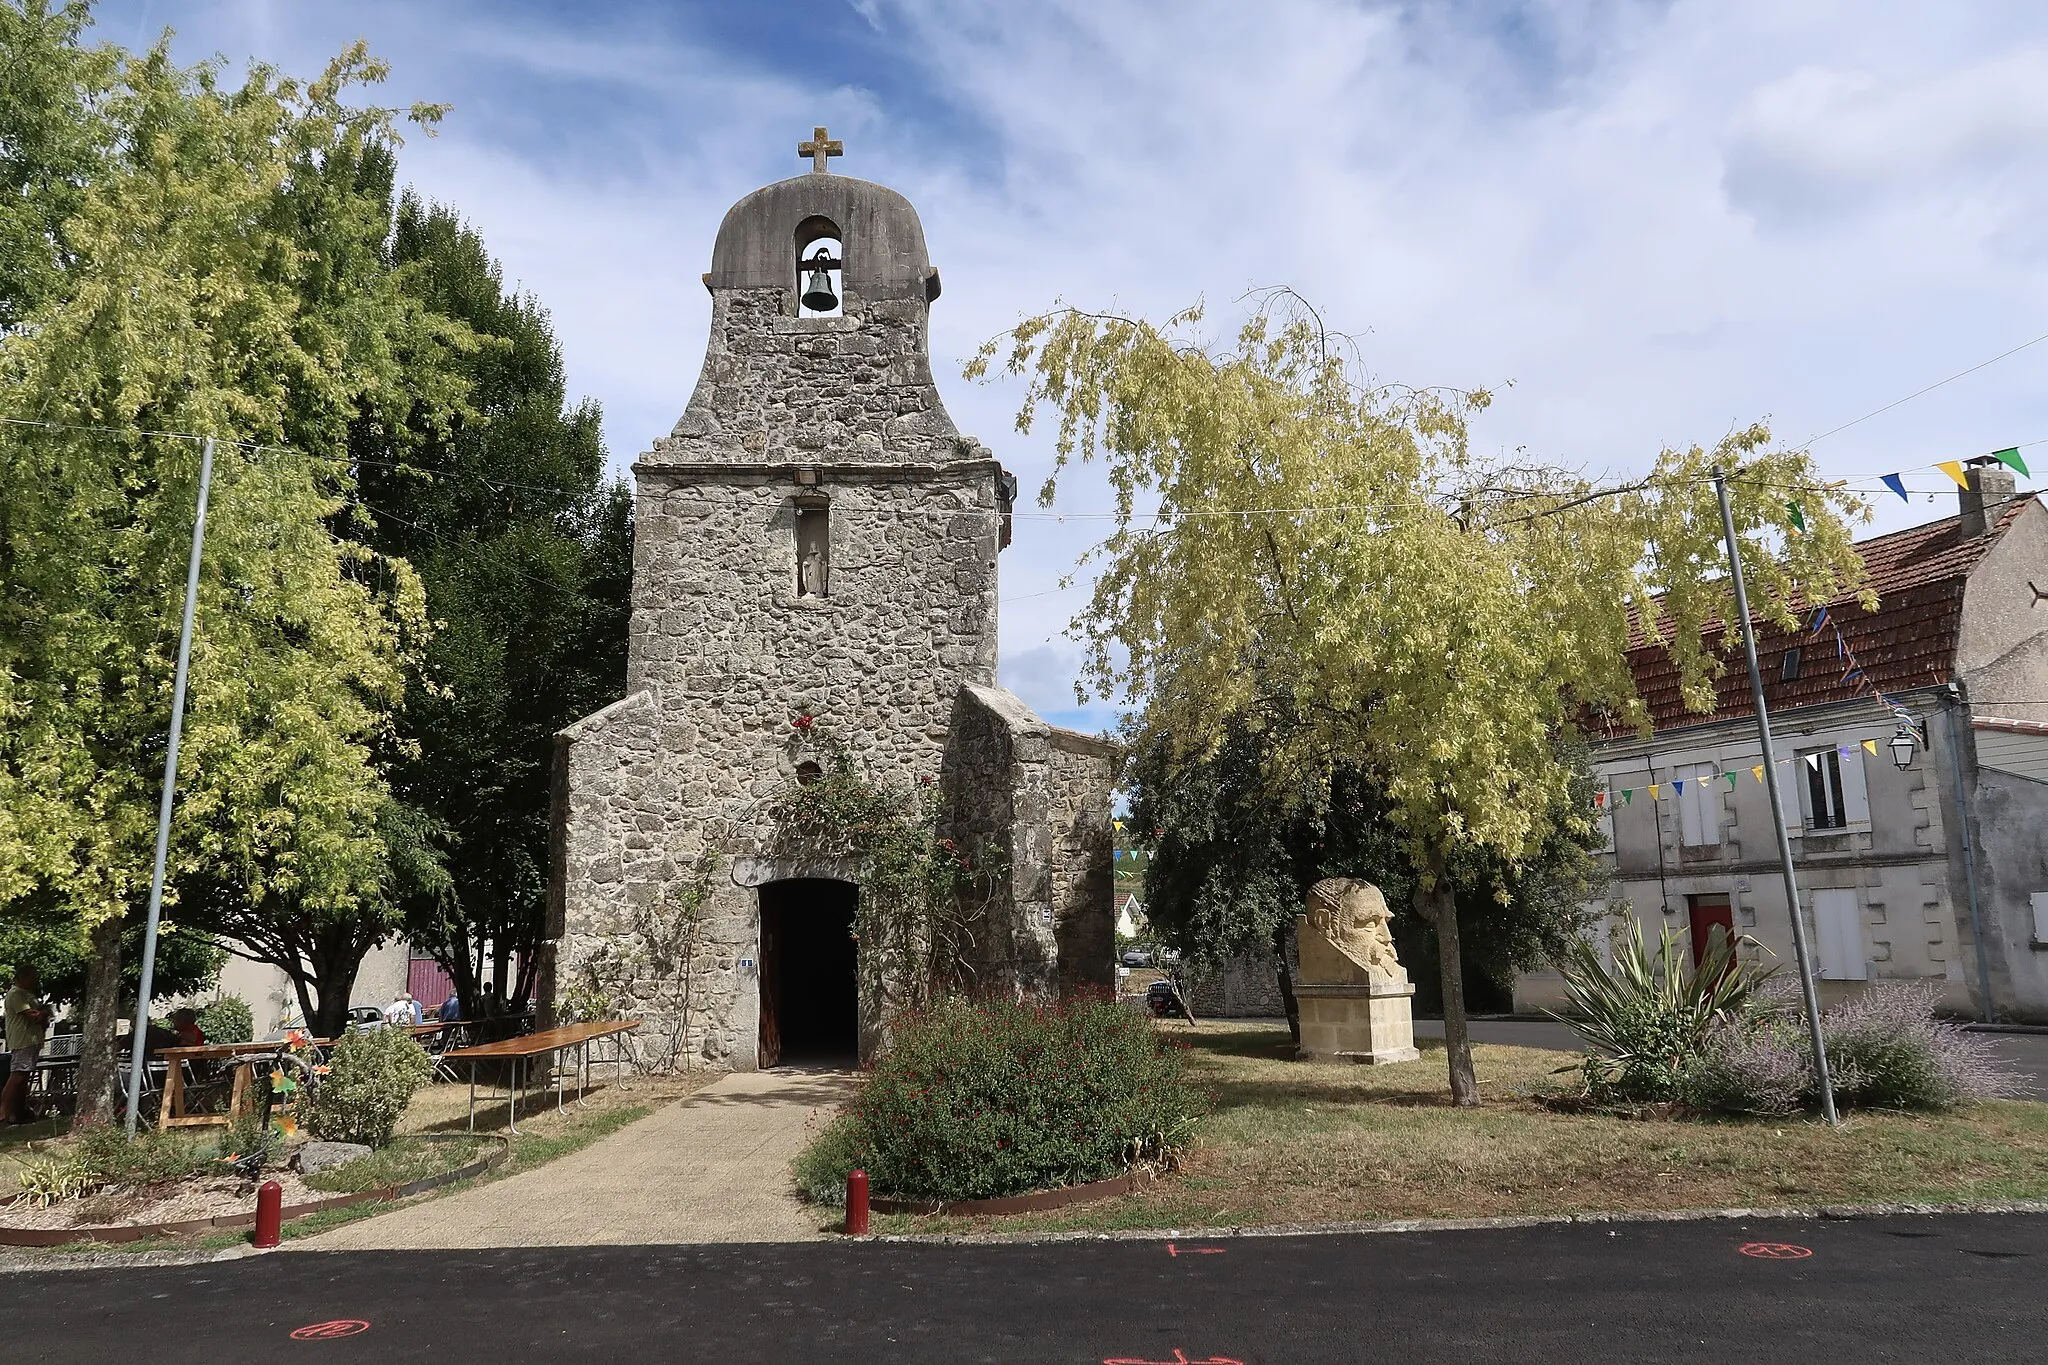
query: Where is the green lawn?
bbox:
[872,1021,2048,1236]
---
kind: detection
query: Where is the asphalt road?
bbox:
[9,1212,2045,1364]
[1412,1017,2048,1099]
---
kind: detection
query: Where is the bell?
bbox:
[801,261,839,313]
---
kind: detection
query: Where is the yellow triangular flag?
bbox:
[1648,784,1661,801]
[1751,764,1765,783]
[1862,739,1878,755]
[1935,460,1969,488]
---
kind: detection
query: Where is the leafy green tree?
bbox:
[355,195,632,1015]
[974,297,1869,1105]
[1127,713,1607,1042]
[0,899,223,1008]
[0,28,463,1111]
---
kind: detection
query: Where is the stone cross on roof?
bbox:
[798,126,844,174]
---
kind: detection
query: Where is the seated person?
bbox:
[438,990,462,1023]
[171,1008,207,1049]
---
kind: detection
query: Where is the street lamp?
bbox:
[1889,723,1918,770]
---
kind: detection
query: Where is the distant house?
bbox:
[1115,893,1148,941]
[1516,466,2048,1022]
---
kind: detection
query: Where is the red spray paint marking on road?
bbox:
[1165,1242,1225,1257]
[290,1320,370,1340]
[1739,1242,1813,1259]
[1104,1353,1243,1365]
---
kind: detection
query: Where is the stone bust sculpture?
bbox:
[1301,877,1404,984]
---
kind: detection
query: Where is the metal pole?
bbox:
[125,437,216,1136]
[1943,694,1996,1021]
[1713,467,1839,1126]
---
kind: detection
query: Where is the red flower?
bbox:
[792,713,815,731]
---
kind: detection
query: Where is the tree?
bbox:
[972,297,1868,1105]
[356,195,632,1015]
[1126,712,1607,1043]
[0,29,463,1108]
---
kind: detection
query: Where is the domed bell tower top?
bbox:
[650,127,978,471]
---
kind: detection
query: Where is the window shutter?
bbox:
[1774,760,1805,833]
[1840,747,1870,827]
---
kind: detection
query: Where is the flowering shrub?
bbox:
[794,994,1202,1203]
[300,1027,433,1148]
[1687,980,2020,1114]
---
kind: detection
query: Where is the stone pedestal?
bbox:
[1293,980,1420,1064]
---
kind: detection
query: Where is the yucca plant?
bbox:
[1546,919,1775,1103]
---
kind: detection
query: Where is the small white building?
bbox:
[1517,468,2048,1022]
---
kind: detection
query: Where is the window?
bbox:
[1797,745,1869,831]
[1678,764,1720,847]
[1812,889,1866,980]
[2031,891,2048,945]
[794,501,829,597]
[1780,647,1802,681]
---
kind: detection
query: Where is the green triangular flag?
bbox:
[1724,772,1738,791]
[1786,501,1807,533]
[1619,789,1633,805]
[1992,447,2030,477]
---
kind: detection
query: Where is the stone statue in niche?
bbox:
[1292,876,1419,1064]
[795,502,828,597]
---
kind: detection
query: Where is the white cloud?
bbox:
[83,0,2048,715]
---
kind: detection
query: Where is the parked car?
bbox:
[1144,979,1191,1020]
[1121,949,1154,968]
[345,1005,388,1032]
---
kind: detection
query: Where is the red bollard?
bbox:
[844,1169,869,1236]
[253,1179,283,1248]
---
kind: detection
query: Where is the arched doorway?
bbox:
[758,878,858,1067]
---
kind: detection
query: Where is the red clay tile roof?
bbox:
[1612,495,2033,734]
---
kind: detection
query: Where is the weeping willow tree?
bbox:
[972,297,1870,1105]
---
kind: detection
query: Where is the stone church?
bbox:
[546,130,1117,1068]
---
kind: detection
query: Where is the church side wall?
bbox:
[1048,733,1118,996]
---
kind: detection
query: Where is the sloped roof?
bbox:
[1614,496,2032,734]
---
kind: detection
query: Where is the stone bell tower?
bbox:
[548,131,1117,1070]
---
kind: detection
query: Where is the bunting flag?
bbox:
[1869,444,2032,503]
[1751,764,1766,783]
[1647,784,1661,801]
[1803,752,1821,769]
[1724,772,1738,791]
[1597,727,1911,811]
[1861,739,1878,755]
[1786,501,1807,533]
[1619,789,1633,805]
[1672,779,1686,795]
[1593,790,1608,809]
[1808,606,1829,634]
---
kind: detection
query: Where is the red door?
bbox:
[758,901,781,1069]
[1687,894,1736,972]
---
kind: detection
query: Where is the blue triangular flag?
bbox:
[1880,472,1909,502]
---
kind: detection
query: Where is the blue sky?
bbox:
[89,1,2048,731]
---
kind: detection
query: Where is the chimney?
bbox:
[1958,459,2018,538]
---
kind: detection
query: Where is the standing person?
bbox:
[3,966,51,1125]
[406,993,423,1026]
[481,983,503,1020]
[383,993,411,1027]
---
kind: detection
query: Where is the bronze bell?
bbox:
[800,257,839,313]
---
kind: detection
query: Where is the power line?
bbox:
[1803,330,2048,447]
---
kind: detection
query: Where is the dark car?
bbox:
[1121,949,1154,968]
[1144,979,1190,1020]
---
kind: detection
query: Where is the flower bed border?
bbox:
[0,1134,509,1247]
[867,1167,1151,1217]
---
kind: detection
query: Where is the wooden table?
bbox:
[440,1021,638,1134]
[153,1039,332,1131]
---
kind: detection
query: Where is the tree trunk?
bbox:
[1424,846,1479,1107]
[1272,919,1301,1048]
[73,915,126,1125]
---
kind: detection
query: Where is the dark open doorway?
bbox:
[758,879,858,1067]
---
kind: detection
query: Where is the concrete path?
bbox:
[299,1069,853,1250]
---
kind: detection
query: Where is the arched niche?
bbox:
[794,214,843,317]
